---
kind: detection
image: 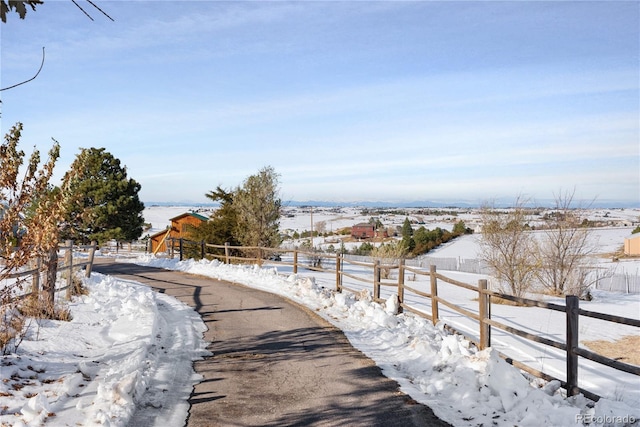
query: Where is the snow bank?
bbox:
[127,255,640,427]
[0,273,208,427]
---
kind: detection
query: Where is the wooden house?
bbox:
[351,223,376,239]
[150,212,209,253]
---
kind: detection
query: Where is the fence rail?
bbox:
[263,252,640,293]
[2,240,97,302]
[166,237,639,403]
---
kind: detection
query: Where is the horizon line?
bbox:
[143,199,640,209]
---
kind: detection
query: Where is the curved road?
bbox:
[93,258,450,427]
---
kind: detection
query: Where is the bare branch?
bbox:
[0,47,45,92]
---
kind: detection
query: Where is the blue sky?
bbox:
[1,1,638,206]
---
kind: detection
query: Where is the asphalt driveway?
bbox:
[93,258,450,427]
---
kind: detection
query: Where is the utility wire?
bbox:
[0,47,45,92]
[85,0,114,21]
[71,0,94,21]
[71,0,114,21]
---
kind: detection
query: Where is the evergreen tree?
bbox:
[232,166,281,252]
[352,242,374,255]
[413,226,429,247]
[61,148,144,244]
[189,186,240,248]
[194,167,281,260]
[401,217,413,238]
[453,220,471,235]
[398,217,415,253]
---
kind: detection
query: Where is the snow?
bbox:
[124,255,639,427]
[3,252,638,426]
[2,205,639,426]
[0,273,209,427]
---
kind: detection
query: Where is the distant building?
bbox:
[624,233,640,256]
[351,223,375,239]
[150,212,208,253]
[350,223,388,239]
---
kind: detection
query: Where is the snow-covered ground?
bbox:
[142,205,640,239]
[0,269,209,427]
[1,205,638,426]
[132,255,639,425]
[1,252,638,427]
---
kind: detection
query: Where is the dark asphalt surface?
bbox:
[93,258,451,427]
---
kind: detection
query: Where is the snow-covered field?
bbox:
[1,205,638,426]
[142,205,640,238]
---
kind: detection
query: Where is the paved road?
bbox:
[93,259,450,427]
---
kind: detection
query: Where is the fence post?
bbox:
[397,259,405,314]
[335,253,342,292]
[65,240,73,300]
[293,250,298,274]
[31,257,41,295]
[430,265,439,325]
[374,260,381,300]
[179,238,184,261]
[224,242,230,264]
[478,279,490,350]
[201,240,205,260]
[44,246,57,309]
[566,295,580,397]
[170,238,175,259]
[85,241,96,277]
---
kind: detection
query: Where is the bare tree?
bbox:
[536,189,596,299]
[300,240,323,268]
[314,220,326,235]
[478,198,537,298]
[371,240,406,280]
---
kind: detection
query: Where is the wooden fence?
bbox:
[166,238,639,402]
[99,239,147,256]
[2,240,97,302]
